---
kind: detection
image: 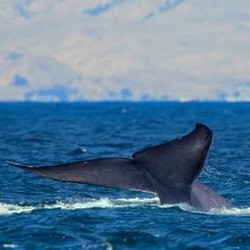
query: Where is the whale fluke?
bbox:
[6,159,155,192]
[6,123,232,211]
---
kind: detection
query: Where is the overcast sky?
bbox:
[0,0,250,102]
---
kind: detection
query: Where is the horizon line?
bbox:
[1,100,250,104]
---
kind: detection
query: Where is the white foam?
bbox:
[3,244,18,249]
[0,198,249,216]
[208,207,250,216]
[42,197,160,210]
[0,202,35,215]
[0,197,159,215]
[177,203,250,216]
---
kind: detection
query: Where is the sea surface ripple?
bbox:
[0,102,249,249]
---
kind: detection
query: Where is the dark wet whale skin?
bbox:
[190,181,231,210]
[133,123,231,210]
[7,124,232,211]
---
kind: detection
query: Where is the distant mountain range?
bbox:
[0,0,250,101]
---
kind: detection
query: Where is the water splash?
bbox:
[208,206,250,216]
[0,198,249,216]
[0,197,159,215]
[178,203,250,216]
[0,202,35,215]
[68,146,87,156]
[2,244,18,249]
[42,197,158,210]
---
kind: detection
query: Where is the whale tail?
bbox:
[6,124,217,208]
[6,158,155,193]
[132,123,213,203]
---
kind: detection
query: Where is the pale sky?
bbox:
[0,0,250,101]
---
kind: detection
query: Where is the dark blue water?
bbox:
[0,102,249,249]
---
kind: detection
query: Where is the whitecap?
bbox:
[42,197,159,210]
[0,197,159,215]
[3,244,18,249]
[177,203,250,216]
[207,206,250,216]
[0,202,35,215]
[0,198,249,216]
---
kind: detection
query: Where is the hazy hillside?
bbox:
[0,0,250,101]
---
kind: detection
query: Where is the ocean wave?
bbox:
[67,147,87,156]
[0,198,249,216]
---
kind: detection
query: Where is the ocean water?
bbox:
[0,102,249,249]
